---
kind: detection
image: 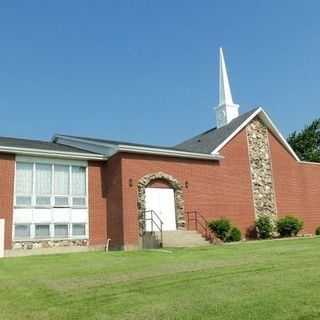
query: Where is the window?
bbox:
[54,165,70,206]
[14,223,87,240]
[35,224,50,238]
[35,163,52,206]
[72,166,86,207]
[15,161,87,208]
[15,163,33,206]
[72,224,86,236]
[54,224,69,238]
[14,224,30,239]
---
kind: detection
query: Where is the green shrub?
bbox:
[315,226,320,236]
[226,227,242,242]
[208,218,231,241]
[276,215,303,237]
[256,216,274,239]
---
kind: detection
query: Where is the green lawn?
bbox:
[1,238,320,320]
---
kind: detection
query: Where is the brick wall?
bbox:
[269,132,320,234]
[0,154,15,249]
[105,154,124,249]
[88,161,108,246]
[119,129,255,248]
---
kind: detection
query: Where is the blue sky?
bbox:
[0,1,319,146]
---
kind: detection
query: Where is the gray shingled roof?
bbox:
[0,108,259,157]
[54,134,190,152]
[174,107,259,154]
[56,108,259,156]
[0,136,96,154]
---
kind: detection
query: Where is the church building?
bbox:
[0,49,319,256]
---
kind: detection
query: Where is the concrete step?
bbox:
[157,230,211,248]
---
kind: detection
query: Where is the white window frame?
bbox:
[15,162,33,207]
[13,222,88,241]
[35,163,53,207]
[53,164,71,208]
[14,223,32,240]
[14,157,88,209]
[34,223,51,239]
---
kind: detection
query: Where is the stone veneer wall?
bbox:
[137,172,185,235]
[13,239,88,250]
[246,119,277,220]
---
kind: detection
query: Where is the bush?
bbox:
[208,218,231,241]
[226,227,242,242]
[276,215,303,237]
[256,216,274,239]
[315,226,320,236]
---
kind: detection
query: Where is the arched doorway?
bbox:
[137,172,185,235]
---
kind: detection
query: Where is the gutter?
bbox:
[0,146,106,160]
[117,144,223,160]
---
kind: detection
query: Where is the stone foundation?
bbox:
[246,119,277,221]
[13,239,88,250]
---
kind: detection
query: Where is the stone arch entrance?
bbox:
[137,172,185,235]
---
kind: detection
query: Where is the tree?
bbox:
[287,119,320,162]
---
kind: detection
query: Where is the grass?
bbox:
[1,238,320,320]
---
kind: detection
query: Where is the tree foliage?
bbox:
[287,119,320,162]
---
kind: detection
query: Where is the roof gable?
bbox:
[175,108,259,154]
[175,107,300,161]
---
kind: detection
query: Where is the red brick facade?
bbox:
[88,161,108,246]
[2,120,320,251]
[117,129,256,249]
[269,131,320,234]
[0,154,15,250]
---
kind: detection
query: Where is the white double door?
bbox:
[145,188,176,231]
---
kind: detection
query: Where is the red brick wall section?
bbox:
[0,153,15,250]
[269,132,320,234]
[104,154,125,249]
[88,161,108,246]
[119,129,256,248]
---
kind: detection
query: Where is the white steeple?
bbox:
[215,48,239,128]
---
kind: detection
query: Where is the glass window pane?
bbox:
[15,225,30,239]
[35,225,50,238]
[72,224,86,236]
[36,196,51,206]
[72,166,86,196]
[16,196,32,206]
[54,196,69,206]
[16,162,33,194]
[36,164,52,195]
[54,224,68,238]
[54,165,69,195]
[72,197,86,207]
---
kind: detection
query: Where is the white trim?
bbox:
[299,161,320,166]
[16,155,87,167]
[117,145,223,160]
[211,107,300,162]
[211,107,262,154]
[54,135,223,161]
[259,109,300,161]
[0,145,105,160]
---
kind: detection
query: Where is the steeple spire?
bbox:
[215,48,239,128]
[219,47,234,106]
